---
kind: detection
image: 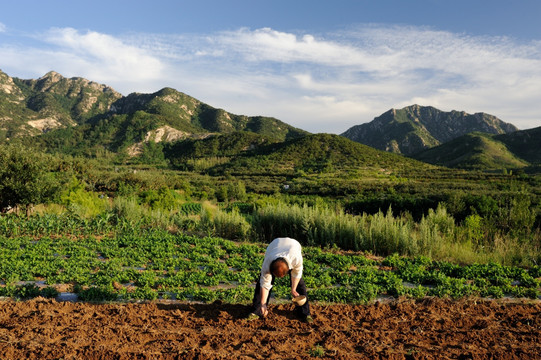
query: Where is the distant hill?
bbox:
[207,133,435,176]
[411,132,529,170]
[106,87,307,140]
[341,105,518,155]
[164,131,281,169]
[411,126,541,170]
[495,126,541,165]
[0,70,308,155]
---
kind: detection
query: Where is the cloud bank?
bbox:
[1,25,540,132]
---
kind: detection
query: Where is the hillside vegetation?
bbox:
[412,127,541,170]
[496,126,541,164]
[207,133,435,176]
[412,132,529,170]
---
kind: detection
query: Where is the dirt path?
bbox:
[0,297,539,359]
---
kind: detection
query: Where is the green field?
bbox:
[0,215,539,302]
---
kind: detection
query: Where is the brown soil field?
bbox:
[0,297,539,359]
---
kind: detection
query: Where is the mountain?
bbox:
[341,105,518,155]
[105,87,307,140]
[0,70,122,140]
[411,126,541,170]
[15,71,123,125]
[0,70,308,155]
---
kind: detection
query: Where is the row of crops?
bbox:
[0,228,539,303]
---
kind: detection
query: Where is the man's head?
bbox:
[270,258,289,278]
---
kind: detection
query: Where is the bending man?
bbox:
[248,237,312,323]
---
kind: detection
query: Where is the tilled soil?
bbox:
[0,297,539,359]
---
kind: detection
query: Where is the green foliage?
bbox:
[137,141,166,165]
[0,145,60,212]
[463,214,484,245]
[111,196,146,225]
[413,132,529,170]
[345,193,443,221]
[165,132,277,167]
[308,345,326,358]
[0,222,538,303]
[75,285,118,302]
[216,180,247,202]
[139,186,182,211]
[60,176,108,218]
[179,202,202,215]
[209,134,432,179]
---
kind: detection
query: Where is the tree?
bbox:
[0,145,59,214]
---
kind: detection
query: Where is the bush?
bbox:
[139,186,182,211]
[0,144,60,213]
[75,285,118,302]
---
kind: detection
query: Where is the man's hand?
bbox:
[291,289,299,298]
[260,304,268,317]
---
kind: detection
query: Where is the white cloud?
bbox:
[144,26,541,131]
[1,25,540,132]
[42,28,164,88]
[0,28,165,94]
[0,22,6,33]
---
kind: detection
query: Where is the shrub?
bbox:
[112,196,145,225]
[60,176,108,218]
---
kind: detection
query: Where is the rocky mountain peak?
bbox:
[341,105,518,155]
[40,70,63,82]
[30,71,121,97]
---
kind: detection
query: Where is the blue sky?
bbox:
[1,0,540,133]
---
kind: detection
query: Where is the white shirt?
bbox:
[260,237,303,290]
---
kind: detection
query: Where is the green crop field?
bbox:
[0,218,538,303]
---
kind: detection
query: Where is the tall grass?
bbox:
[2,197,538,266]
[252,202,360,248]
[200,207,251,241]
[251,202,540,266]
[251,203,423,255]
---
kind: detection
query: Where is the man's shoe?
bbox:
[246,313,259,321]
[303,315,314,324]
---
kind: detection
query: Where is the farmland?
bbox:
[0,213,540,358]
[1,133,540,358]
[1,297,539,359]
[0,216,539,303]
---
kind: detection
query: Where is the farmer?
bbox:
[248,237,313,323]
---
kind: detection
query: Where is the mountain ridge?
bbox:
[341,105,518,155]
[0,70,308,153]
[1,70,534,171]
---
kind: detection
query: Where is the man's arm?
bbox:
[291,276,301,297]
[260,286,270,317]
